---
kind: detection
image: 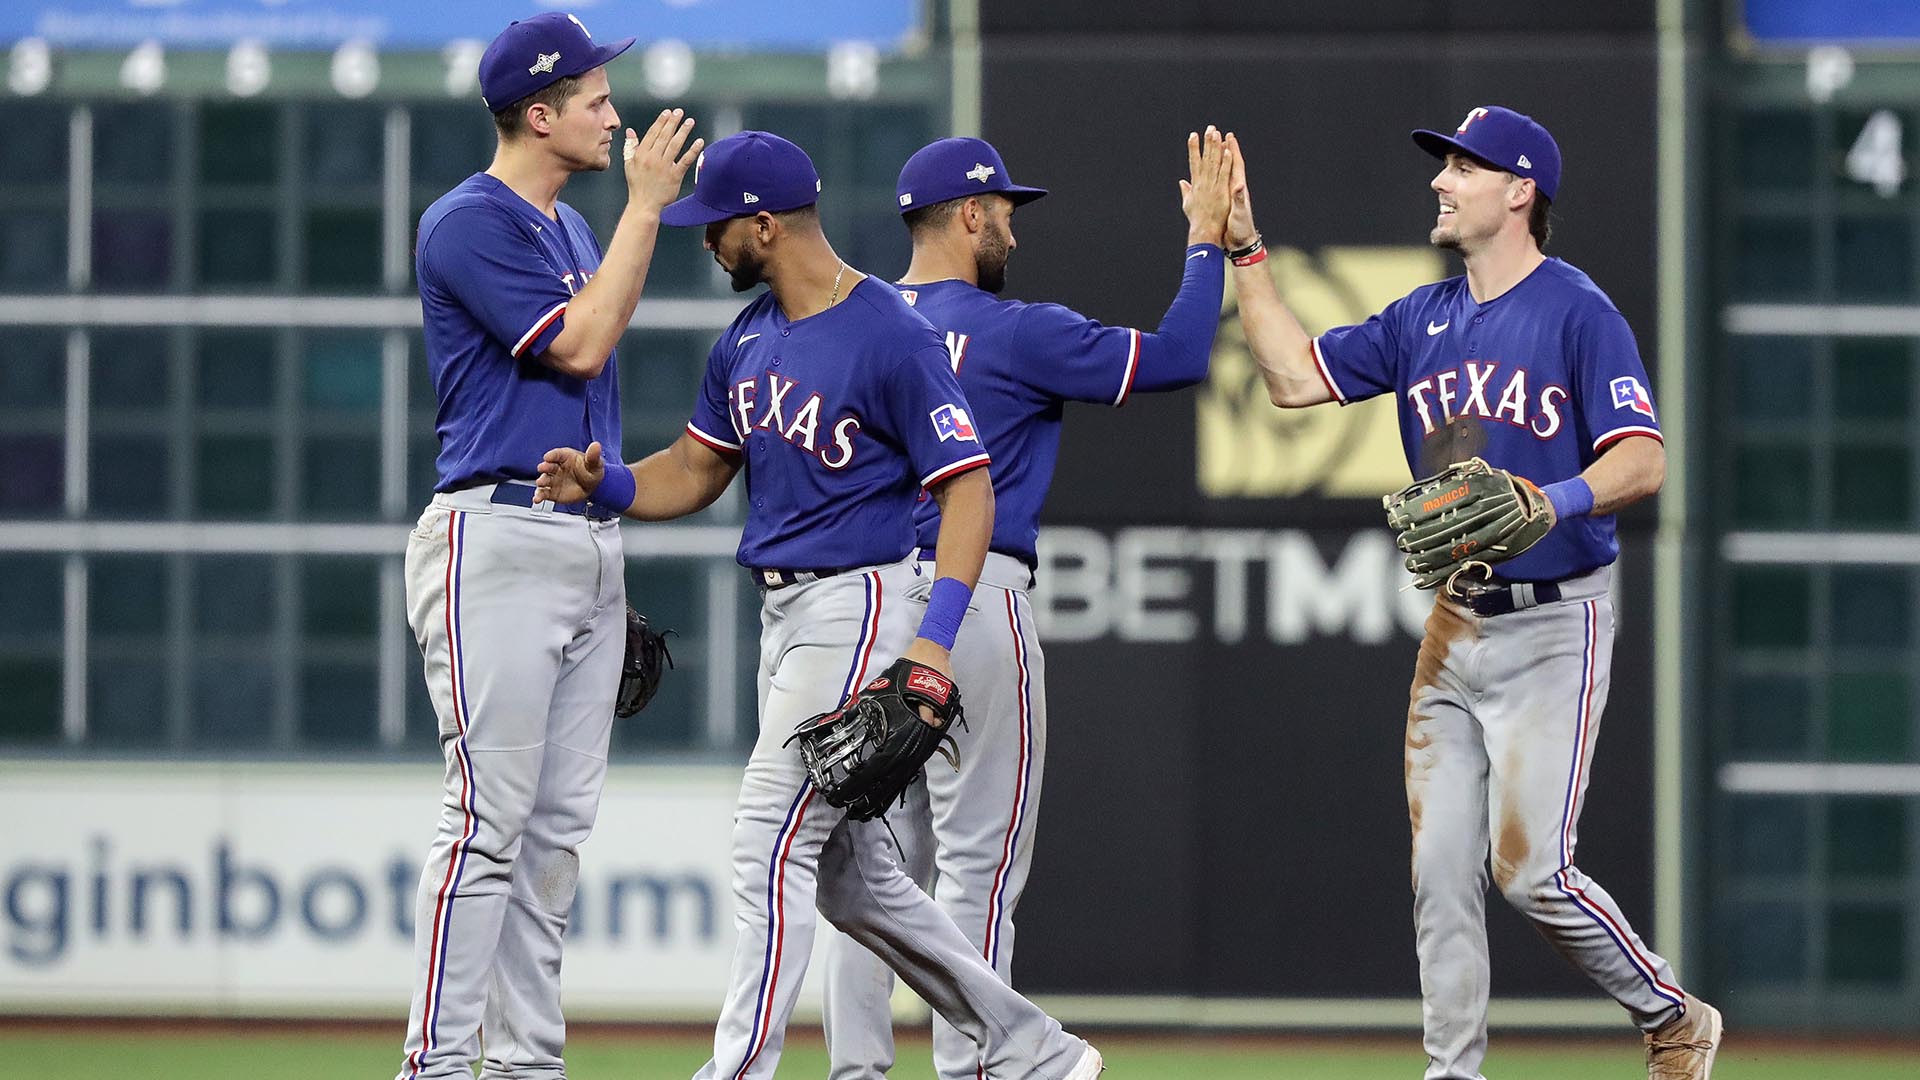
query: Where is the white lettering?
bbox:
[730,379,756,441]
[757,374,795,431]
[818,416,860,469]
[1533,384,1567,438]
[1114,528,1197,642]
[1406,379,1438,436]
[782,394,822,451]
[1435,370,1459,422]
[1462,361,1497,417]
[1494,367,1528,426]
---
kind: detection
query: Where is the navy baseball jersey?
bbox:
[897,282,1152,565]
[417,173,622,491]
[1312,257,1661,581]
[686,276,990,570]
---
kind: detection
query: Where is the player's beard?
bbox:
[975,219,1011,294]
[726,242,767,293]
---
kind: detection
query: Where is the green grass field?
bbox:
[6,1027,1918,1079]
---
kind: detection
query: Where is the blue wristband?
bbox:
[1543,476,1594,521]
[588,459,636,515]
[916,577,972,652]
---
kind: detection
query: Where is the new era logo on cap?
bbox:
[743,192,759,204]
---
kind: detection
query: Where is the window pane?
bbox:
[1733,217,1814,300]
[1730,337,1813,422]
[1729,673,1809,756]
[1732,567,1811,648]
[0,106,68,184]
[1824,903,1905,985]
[94,104,174,183]
[197,330,279,409]
[200,103,281,186]
[1834,217,1910,301]
[304,207,381,290]
[1,330,65,408]
[1832,443,1909,527]
[1827,672,1910,760]
[90,555,169,635]
[1727,795,1808,877]
[1736,110,1814,193]
[1834,339,1910,421]
[88,657,169,747]
[92,209,173,290]
[91,435,172,517]
[300,662,378,746]
[410,104,495,193]
[92,328,173,408]
[0,554,63,636]
[0,658,60,744]
[193,555,276,635]
[1830,568,1910,648]
[191,659,274,750]
[1721,900,1806,983]
[0,209,66,290]
[300,558,379,637]
[195,434,277,518]
[851,105,933,189]
[0,435,63,515]
[1828,797,1907,881]
[305,105,385,187]
[302,435,379,517]
[199,208,279,287]
[303,332,382,410]
[1743,441,1812,526]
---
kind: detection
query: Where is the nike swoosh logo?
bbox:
[1427,320,1450,336]
[1188,249,1210,260]
[737,332,761,346]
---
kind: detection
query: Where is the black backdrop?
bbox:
[975,5,1667,999]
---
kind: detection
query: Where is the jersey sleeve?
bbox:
[1011,301,1147,406]
[418,205,574,360]
[685,336,742,454]
[1309,296,1407,405]
[882,344,993,489]
[1572,311,1663,453]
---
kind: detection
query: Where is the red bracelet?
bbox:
[1231,243,1267,267]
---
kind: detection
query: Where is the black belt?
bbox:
[487,482,618,521]
[752,567,849,590]
[1454,579,1562,617]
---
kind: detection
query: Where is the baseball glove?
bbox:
[1382,457,1555,591]
[615,607,675,718]
[786,657,964,821]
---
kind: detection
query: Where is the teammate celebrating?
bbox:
[1228,108,1721,1080]
[533,130,1105,1080]
[396,13,701,1080]
[820,130,1231,1080]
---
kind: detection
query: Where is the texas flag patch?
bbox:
[930,403,978,442]
[1610,375,1655,420]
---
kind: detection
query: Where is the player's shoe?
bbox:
[1063,1041,1105,1080]
[1645,993,1722,1079]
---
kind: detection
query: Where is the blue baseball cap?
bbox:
[660,131,822,226]
[895,137,1047,214]
[1412,106,1562,201]
[479,12,635,112]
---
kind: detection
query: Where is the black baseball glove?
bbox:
[787,656,964,821]
[615,607,675,718]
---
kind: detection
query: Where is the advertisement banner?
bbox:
[0,763,798,1018]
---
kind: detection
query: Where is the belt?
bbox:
[1454,579,1562,617]
[752,566,848,590]
[487,481,618,521]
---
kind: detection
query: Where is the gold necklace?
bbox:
[828,260,847,307]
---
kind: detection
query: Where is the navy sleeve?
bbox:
[418,205,574,360]
[1312,295,1407,404]
[1012,243,1224,406]
[1572,311,1663,454]
[881,344,993,489]
[685,336,743,454]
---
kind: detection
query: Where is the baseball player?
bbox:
[820,131,1232,1080]
[532,130,1104,1080]
[1227,108,1721,1079]
[395,13,702,1079]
